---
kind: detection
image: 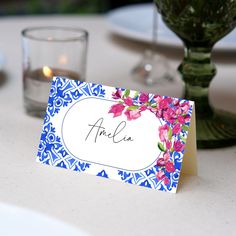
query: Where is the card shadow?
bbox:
[177,174,201,193]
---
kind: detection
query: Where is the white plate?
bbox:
[107,3,236,51]
[0,203,90,236]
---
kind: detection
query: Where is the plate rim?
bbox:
[107,3,236,52]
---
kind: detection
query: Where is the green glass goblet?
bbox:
[155,0,236,148]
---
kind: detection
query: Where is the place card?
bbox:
[37,77,197,193]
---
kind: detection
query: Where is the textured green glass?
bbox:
[155,0,236,148]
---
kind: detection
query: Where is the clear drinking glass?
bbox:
[154,0,236,148]
[22,26,88,118]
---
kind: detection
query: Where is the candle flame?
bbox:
[43,66,53,78]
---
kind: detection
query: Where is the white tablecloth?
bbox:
[0,15,236,236]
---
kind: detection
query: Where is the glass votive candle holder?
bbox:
[21,26,88,118]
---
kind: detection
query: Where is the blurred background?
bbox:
[0,0,152,15]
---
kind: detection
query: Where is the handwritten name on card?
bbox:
[37,77,197,193]
[85,117,134,143]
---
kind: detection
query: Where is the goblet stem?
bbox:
[178,46,215,118]
[178,46,236,148]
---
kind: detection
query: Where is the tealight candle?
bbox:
[22,27,88,117]
[24,66,80,109]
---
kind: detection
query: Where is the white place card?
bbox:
[37,77,197,193]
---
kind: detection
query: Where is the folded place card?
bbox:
[37,77,197,193]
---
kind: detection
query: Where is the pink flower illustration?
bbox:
[124,109,141,121]
[163,151,170,162]
[153,95,162,103]
[156,158,165,167]
[159,99,169,110]
[155,109,163,119]
[178,116,185,124]
[165,140,172,150]
[108,88,192,188]
[140,105,147,111]
[164,177,170,185]
[159,124,169,142]
[175,108,182,115]
[108,103,125,118]
[181,102,190,113]
[112,90,122,99]
[184,114,191,123]
[156,170,165,180]
[165,162,175,173]
[163,108,176,124]
[124,97,133,106]
[173,140,184,152]
[159,97,172,109]
[173,123,181,135]
[139,93,149,103]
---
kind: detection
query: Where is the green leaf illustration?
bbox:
[151,103,157,108]
[124,89,130,98]
[180,135,187,143]
[127,105,139,110]
[157,142,165,152]
[168,128,172,140]
[182,125,189,132]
